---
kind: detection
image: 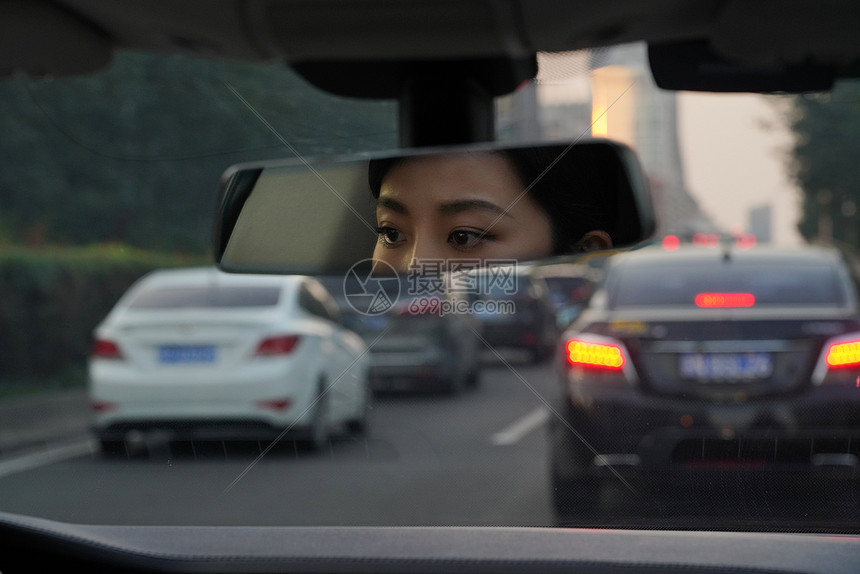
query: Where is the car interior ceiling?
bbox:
[5,1,860,150]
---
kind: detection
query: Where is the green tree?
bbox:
[0,51,397,253]
[784,82,860,248]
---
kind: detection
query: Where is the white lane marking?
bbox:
[491,407,549,446]
[0,440,93,479]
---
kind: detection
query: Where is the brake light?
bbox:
[255,335,301,356]
[825,340,860,368]
[662,235,680,251]
[812,332,860,384]
[694,293,755,308]
[566,339,625,370]
[91,339,123,359]
[92,401,118,413]
[256,398,293,411]
[692,233,720,248]
[735,233,757,250]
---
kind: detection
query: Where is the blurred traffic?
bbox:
[78,239,860,526]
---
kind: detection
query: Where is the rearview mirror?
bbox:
[214,139,656,275]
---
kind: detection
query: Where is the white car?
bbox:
[88,267,371,454]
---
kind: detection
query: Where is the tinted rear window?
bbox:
[128,286,282,309]
[543,277,592,302]
[610,261,849,307]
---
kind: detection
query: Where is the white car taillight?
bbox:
[812,332,860,385]
[91,339,123,360]
[254,335,301,356]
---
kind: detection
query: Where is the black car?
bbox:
[469,264,558,363]
[549,243,860,517]
[532,261,603,330]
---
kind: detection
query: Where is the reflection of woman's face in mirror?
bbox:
[370,151,612,271]
[373,153,554,270]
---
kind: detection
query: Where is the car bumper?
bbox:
[561,377,860,479]
[481,322,546,350]
[89,359,319,435]
[367,350,457,392]
[369,364,455,392]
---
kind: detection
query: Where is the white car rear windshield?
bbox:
[128,286,282,309]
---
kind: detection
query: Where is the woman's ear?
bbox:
[572,230,613,253]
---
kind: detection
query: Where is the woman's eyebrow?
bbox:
[438,199,511,217]
[376,197,408,214]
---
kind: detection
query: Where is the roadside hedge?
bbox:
[0,244,210,382]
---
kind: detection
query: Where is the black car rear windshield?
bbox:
[610,260,850,308]
[128,286,282,309]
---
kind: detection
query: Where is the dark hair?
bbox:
[368,144,612,254]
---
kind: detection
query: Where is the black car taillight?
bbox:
[812,331,860,385]
[565,338,626,370]
[562,333,639,386]
[825,339,860,369]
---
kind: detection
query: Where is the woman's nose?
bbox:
[407,237,442,268]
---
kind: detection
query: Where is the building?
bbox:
[749,204,773,244]
[497,43,718,239]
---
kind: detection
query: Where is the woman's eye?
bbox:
[376,226,405,247]
[448,229,491,250]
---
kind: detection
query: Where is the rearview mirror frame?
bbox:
[213,138,657,275]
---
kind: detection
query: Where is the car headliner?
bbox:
[5,1,860,86]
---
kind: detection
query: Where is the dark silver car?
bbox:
[316,275,483,395]
[549,243,860,517]
[365,293,483,395]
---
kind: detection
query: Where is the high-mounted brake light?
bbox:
[256,398,293,411]
[91,401,118,413]
[566,339,625,370]
[825,340,860,369]
[255,335,301,356]
[695,293,755,308]
[735,233,757,250]
[662,235,680,251]
[692,233,720,248]
[91,339,123,359]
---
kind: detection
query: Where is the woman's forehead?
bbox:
[379,152,525,202]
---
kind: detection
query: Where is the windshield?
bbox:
[2,41,860,536]
[128,286,283,309]
[610,259,851,307]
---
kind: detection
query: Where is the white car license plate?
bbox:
[679,353,772,381]
[158,345,216,364]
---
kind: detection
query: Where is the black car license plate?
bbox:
[679,353,773,381]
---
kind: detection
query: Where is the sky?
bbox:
[677,93,803,246]
[534,47,806,247]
